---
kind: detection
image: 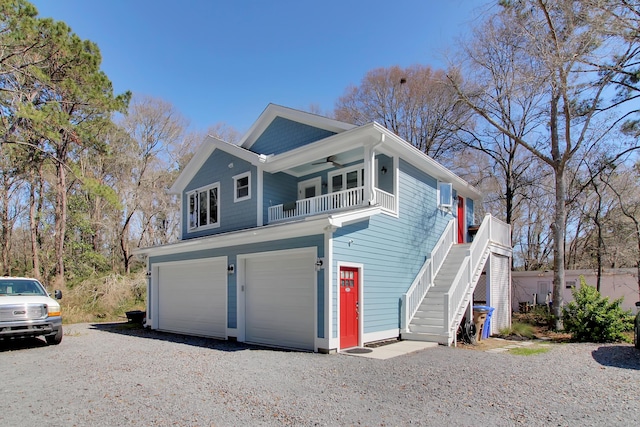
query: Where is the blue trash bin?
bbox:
[473,305,495,339]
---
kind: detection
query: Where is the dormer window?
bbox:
[188,183,220,230]
[233,172,251,203]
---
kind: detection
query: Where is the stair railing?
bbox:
[401,218,456,332]
[443,214,510,344]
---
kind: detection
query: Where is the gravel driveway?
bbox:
[1,322,639,426]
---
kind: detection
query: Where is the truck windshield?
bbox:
[0,279,47,296]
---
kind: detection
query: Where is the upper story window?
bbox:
[438,182,453,209]
[329,165,364,192]
[233,172,251,203]
[188,183,220,231]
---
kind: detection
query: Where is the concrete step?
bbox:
[402,331,450,345]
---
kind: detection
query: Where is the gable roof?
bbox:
[239,104,355,150]
[169,136,263,194]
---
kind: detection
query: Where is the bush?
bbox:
[61,271,147,324]
[562,278,634,343]
[517,305,555,328]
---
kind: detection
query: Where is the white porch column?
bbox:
[364,144,375,205]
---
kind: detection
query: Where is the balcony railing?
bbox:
[374,188,396,212]
[268,186,395,223]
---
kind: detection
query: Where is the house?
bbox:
[135,104,512,352]
[512,269,640,313]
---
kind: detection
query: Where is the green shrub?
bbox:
[562,278,634,343]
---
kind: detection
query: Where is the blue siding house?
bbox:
[136,104,512,352]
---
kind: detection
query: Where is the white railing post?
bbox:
[443,293,449,330]
[401,295,407,331]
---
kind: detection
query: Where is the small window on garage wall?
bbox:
[233,172,251,203]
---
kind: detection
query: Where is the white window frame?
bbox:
[187,182,220,231]
[233,171,251,203]
[298,176,322,199]
[438,181,453,210]
[328,164,364,193]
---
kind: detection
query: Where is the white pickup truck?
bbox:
[0,277,63,345]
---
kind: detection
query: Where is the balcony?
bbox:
[268,187,395,223]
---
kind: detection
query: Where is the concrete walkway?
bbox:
[341,337,551,359]
[341,340,439,360]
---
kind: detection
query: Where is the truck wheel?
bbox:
[46,327,63,345]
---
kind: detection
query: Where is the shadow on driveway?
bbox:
[89,321,305,354]
[0,336,48,352]
[592,345,640,370]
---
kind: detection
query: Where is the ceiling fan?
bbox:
[311,155,344,168]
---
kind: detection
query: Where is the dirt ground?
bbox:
[457,313,572,351]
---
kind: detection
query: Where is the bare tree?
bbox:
[450,0,640,328]
[604,162,640,300]
[334,64,472,162]
[116,95,187,272]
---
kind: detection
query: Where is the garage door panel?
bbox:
[158,258,227,338]
[245,251,315,350]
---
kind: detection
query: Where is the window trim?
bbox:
[187,182,220,231]
[438,181,453,210]
[328,164,364,193]
[233,171,251,203]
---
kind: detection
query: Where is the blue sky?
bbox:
[31,0,491,134]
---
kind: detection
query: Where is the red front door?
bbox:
[340,266,359,349]
[457,196,465,243]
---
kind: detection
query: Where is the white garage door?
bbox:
[158,258,227,338]
[245,250,315,350]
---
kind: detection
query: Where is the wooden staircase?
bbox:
[401,214,510,345]
[402,244,473,344]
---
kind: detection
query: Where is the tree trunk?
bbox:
[28,171,41,281]
[552,167,566,329]
[595,212,602,292]
[0,172,10,276]
[550,92,564,330]
[91,195,102,252]
[54,163,67,284]
[120,213,133,274]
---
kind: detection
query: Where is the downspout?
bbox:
[145,256,151,328]
[257,155,267,226]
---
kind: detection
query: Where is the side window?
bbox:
[233,172,251,203]
[438,182,453,209]
[188,183,220,230]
